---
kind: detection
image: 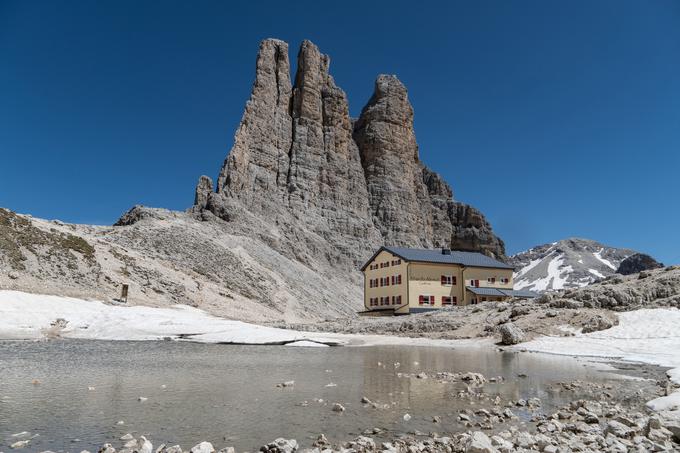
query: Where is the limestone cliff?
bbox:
[196,39,505,265]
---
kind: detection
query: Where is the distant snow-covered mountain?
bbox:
[508,238,636,292]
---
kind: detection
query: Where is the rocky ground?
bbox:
[13,369,677,453]
[0,207,363,324]
[283,266,680,344]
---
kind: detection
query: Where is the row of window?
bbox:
[369,295,403,306]
[418,295,459,305]
[368,259,402,270]
[368,275,402,288]
[468,277,510,287]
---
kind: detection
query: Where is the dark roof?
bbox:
[466,287,538,299]
[360,246,513,271]
[466,287,507,296]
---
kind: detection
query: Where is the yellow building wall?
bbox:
[407,262,465,309]
[463,267,514,304]
[364,250,516,312]
[363,250,408,312]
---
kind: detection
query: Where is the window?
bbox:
[500,277,509,284]
[442,296,458,305]
[441,275,456,285]
[391,259,401,266]
[418,295,435,305]
[391,275,395,285]
[470,279,480,287]
[397,274,402,284]
[396,295,402,305]
[487,277,496,284]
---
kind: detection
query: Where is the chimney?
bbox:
[442,248,451,255]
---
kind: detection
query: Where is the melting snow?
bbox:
[0,290,487,349]
[514,258,542,279]
[515,254,573,291]
[588,269,605,278]
[521,308,680,413]
[593,248,617,270]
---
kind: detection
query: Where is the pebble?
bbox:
[10,440,30,449]
[331,403,345,412]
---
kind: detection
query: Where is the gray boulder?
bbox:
[499,323,525,345]
[466,431,498,453]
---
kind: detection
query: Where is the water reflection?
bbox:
[0,341,621,452]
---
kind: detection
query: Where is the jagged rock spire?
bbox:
[197,39,505,262]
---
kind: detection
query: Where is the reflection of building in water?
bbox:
[359,347,481,410]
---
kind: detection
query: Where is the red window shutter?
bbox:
[452,276,457,285]
[453,296,457,304]
[419,295,423,305]
[475,280,480,287]
[441,275,446,284]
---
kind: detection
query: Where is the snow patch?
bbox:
[593,248,617,270]
[515,254,573,291]
[0,290,489,349]
[514,258,542,279]
[520,308,680,414]
[588,269,605,279]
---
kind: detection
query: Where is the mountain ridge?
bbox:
[508,237,638,292]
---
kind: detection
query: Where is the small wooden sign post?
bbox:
[121,284,129,303]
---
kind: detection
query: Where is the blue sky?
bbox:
[1,0,679,264]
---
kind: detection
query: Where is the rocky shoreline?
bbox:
[8,366,678,453]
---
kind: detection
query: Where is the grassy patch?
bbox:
[0,208,96,271]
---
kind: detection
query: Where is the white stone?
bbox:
[189,442,215,453]
[466,431,498,453]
